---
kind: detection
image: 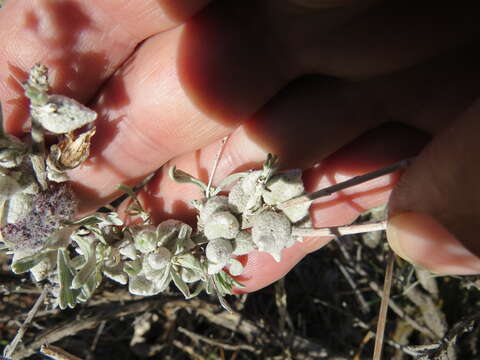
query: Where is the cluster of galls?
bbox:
[197,166,311,276]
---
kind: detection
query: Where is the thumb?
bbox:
[387,100,480,274]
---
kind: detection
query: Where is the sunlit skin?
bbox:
[1,0,480,293]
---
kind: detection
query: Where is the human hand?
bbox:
[1,0,479,294]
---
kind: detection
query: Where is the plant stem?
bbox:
[29,118,48,190]
[373,249,395,360]
[206,135,229,197]
[292,220,387,237]
[40,344,83,360]
[3,285,49,358]
[278,158,413,210]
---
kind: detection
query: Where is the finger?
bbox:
[74,38,480,211]
[299,0,480,78]
[69,10,295,210]
[236,125,428,292]
[134,122,428,292]
[0,0,210,134]
[388,98,480,275]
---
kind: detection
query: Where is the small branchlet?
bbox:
[0,64,404,313]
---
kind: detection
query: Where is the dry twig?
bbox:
[373,249,395,360]
[3,285,49,358]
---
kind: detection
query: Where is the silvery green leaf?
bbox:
[97,212,124,227]
[174,253,203,273]
[213,272,232,297]
[30,252,56,282]
[71,236,96,289]
[118,241,137,260]
[146,248,171,270]
[177,223,193,242]
[171,268,190,298]
[211,172,247,196]
[11,251,49,274]
[214,271,244,296]
[218,295,233,313]
[103,261,128,285]
[0,173,21,200]
[181,268,201,283]
[228,258,244,276]
[133,225,157,253]
[168,166,207,192]
[153,265,172,292]
[70,254,86,269]
[14,168,39,195]
[156,220,181,247]
[31,94,97,134]
[95,242,110,261]
[57,248,78,309]
[63,213,106,227]
[129,274,160,296]
[124,258,142,276]
[0,135,27,168]
[212,272,239,313]
[78,270,97,302]
[205,277,214,295]
[6,192,34,224]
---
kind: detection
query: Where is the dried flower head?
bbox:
[1,183,77,252]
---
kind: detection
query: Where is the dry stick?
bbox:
[333,258,370,314]
[206,135,229,197]
[13,298,166,359]
[373,249,395,360]
[3,285,48,358]
[90,320,107,353]
[172,340,206,360]
[369,281,435,338]
[40,345,83,360]
[178,327,259,353]
[278,158,413,210]
[292,220,387,237]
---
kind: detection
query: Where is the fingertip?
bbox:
[387,212,480,275]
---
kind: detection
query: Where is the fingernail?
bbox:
[387,212,480,274]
